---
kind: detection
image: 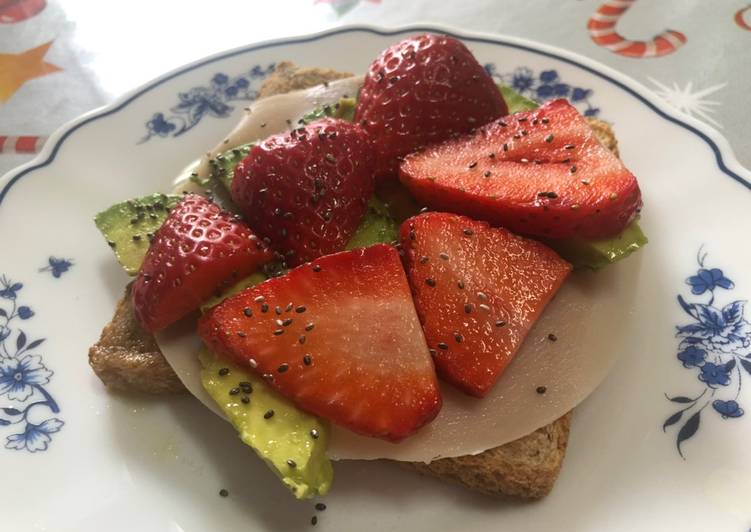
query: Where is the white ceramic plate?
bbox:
[2,25,750,531]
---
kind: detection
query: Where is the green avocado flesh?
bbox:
[548,220,647,270]
[94,193,182,275]
[199,348,332,499]
[498,84,539,113]
[300,96,357,125]
[204,142,253,190]
[346,197,398,249]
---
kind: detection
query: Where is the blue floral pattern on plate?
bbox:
[141,64,276,142]
[39,257,73,279]
[0,275,63,452]
[664,248,750,457]
[485,65,600,117]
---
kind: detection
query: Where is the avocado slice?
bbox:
[346,197,398,249]
[547,220,648,270]
[300,96,357,125]
[199,348,332,499]
[202,142,254,191]
[497,84,540,113]
[94,193,182,275]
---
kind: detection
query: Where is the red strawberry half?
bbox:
[199,244,442,441]
[400,212,571,397]
[355,33,507,181]
[132,194,272,332]
[231,118,375,267]
[400,99,642,239]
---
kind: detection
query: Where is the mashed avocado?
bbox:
[199,348,332,499]
[346,197,398,249]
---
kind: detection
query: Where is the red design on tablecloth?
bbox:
[735,6,751,31]
[0,136,47,154]
[0,0,46,24]
[587,0,686,58]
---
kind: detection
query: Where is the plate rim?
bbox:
[1,22,750,207]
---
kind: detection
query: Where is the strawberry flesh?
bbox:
[198,244,442,442]
[231,118,375,267]
[400,212,572,397]
[355,33,507,181]
[400,99,642,239]
[132,194,272,332]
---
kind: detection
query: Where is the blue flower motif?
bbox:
[5,418,64,452]
[0,326,9,342]
[235,78,249,89]
[510,67,534,93]
[0,356,52,401]
[536,84,554,99]
[0,277,22,300]
[677,300,751,354]
[175,87,232,121]
[146,113,177,137]
[698,362,731,387]
[712,400,744,419]
[571,88,592,102]
[211,73,229,85]
[553,83,570,97]
[17,306,34,320]
[584,107,600,117]
[539,70,558,83]
[224,85,238,97]
[687,268,734,295]
[677,346,706,368]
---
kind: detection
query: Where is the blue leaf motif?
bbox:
[677,411,701,458]
[721,300,745,325]
[695,304,725,331]
[677,295,698,319]
[26,338,45,350]
[666,395,694,403]
[740,358,751,376]
[16,331,26,350]
[663,410,683,430]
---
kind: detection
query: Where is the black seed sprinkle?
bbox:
[261,303,269,313]
[484,171,492,177]
[536,386,547,395]
[570,165,577,174]
[463,228,474,236]
[454,333,463,343]
[457,281,465,289]
[419,255,429,264]
[312,264,321,272]
[477,291,488,301]
[219,489,229,497]
[438,342,448,350]
[229,387,240,395]
[310,428,319,439]
[517,117,527,122]
[303,354,312,366]
[237,331,246,338]
[285,303,294,312]
[545,134,554,143]
[502,143,509,152]
[305,323,315,332]
[239,381,252,393]
[542,117,550,124]
[283,318,293,327]
[299,335,307,344]
[464,303,473,314]
[315,503,327,511]
[425,278,436,287]
[264,409,275,419]
[243,307,253,317]
[495,320,507,327]
[488,152,495,158]
[107,240,116,248]
[241,395,250,404]
[254,295,265,303]
[521,129,528,136]
[538,191,558,199]
[311,516,318,526]
[564,144,575,150]
[278,363,289,373]
[273,329,284,336]
[548,333,558,342]
[429,348,437,356]
[275,306,282,315]
[468,161,478,169]
[479,303,490,312]
[287,459,297,468]
[296,305,307,313]
[218,367,230,377]
[132,235,142,242]
[439,252,449,260]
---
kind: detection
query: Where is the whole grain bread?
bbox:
[89,62,620,499]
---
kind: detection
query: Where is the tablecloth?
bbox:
[1,0,749,176]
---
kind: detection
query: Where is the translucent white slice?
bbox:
[156,79,642,462]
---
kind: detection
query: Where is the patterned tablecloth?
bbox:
[0,0,749,175]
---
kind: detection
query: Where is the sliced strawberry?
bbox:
[355,33,507,182]
[132,194,272,332]
[198,244,442,442]
[400,212,571,397]
[231,118,375,267]
[400,99,642,239]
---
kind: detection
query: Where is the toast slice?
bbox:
[89,62,621,499]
